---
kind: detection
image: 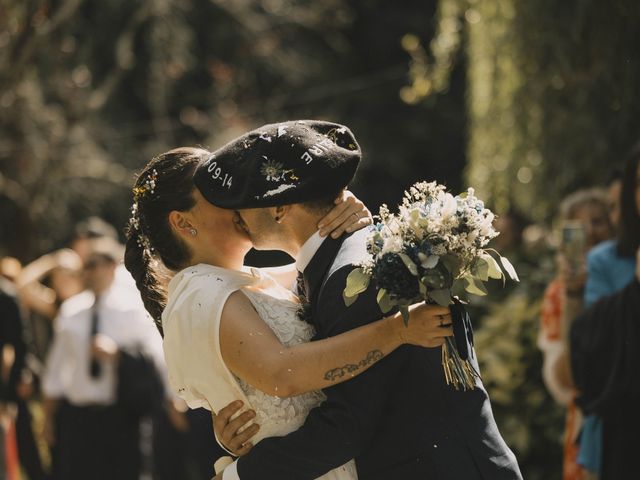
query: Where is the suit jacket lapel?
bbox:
[303,234,349,310]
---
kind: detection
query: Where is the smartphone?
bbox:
[561,221,586,271]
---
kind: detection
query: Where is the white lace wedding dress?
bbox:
[162,264,357,480]
[237,286,358,480]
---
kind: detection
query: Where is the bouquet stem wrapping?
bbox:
[442,337,479,391]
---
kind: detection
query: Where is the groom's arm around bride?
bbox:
[225,238,419,479]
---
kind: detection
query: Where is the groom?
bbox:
[194,120,522,479]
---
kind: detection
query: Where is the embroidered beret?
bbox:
[193,120,361,209]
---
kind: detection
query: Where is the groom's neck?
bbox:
[283,209,325,258]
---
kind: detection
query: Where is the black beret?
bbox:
[193,120,361,209]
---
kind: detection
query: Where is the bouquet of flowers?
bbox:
[343,181,519,390]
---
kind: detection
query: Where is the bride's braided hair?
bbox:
[124,147,210,335]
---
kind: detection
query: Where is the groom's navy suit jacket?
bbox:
[237,230,522,479]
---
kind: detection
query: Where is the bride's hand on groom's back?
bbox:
[394,303,453,348]
[318,190,372,238]
[213,400,260,457]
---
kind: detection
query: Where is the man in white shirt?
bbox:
[42,237,164,480]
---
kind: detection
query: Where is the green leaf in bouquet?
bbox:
[471,257,489,281]
[398,253,419,276]
[429,289,452,307]
[377,288,394,313]
[451,279,469,302]
[343,291,358,307]
[481,252,504,280]
[440,254,462,277]
[343,267,371,305]
[500,256,520,282]
[417,217,430,229]
[421,269,446,290]
[464,276,488,296]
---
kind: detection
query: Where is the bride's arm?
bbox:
[219,291,452,398]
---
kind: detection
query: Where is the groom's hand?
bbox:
[396,303,453,348]
[213,400,260,456]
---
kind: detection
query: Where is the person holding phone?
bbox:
[567,144,640,480]
[538,188,613,480]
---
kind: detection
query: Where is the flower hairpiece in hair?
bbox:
[132,169,158,201]
[129,169,158,256]
[128,203,154,255]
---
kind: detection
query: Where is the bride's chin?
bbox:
[231,226,253,250]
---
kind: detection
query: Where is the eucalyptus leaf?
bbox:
[343,268,371,301]
[472,257,489,281]
[451,279,469,302]
[500,256,520,282]
[464,276,488,296]
[482,253,503,280]
[398,253,419,276]
[417,217,430,228]
[429,289,452,306]
[377,288,394,313]
[441,254,461,277]
[422,269,446,289]
[343,291,358,307]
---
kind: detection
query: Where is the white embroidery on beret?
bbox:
[263,184,296,198]
[261,158,286,182]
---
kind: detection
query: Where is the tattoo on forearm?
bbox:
[323,350,384,381]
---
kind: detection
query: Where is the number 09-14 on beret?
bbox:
[193,120,362,209]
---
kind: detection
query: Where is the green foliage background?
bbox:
[2,1,640,479]
[408,0,640,220]
[0,0,467,259]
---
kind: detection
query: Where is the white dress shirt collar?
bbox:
[295,231,326,273]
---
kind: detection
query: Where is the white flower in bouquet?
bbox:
[343,181,519,390]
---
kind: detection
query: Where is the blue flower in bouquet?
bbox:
[343,181,519,390]
[372,252,420,301]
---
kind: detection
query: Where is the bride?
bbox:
[124,147,453,479]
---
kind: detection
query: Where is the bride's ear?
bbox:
[169,210,195,239]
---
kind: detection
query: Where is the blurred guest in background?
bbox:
[492,209,529,256]
[0,259,45,480]
[567,144,640,480]
[538,188,613,480]
[16,248,83,323]
[67,216,120,263]
[0,257,22,283]
[42,237,165,480]
[16,217,121,361]
[606,169,623,231]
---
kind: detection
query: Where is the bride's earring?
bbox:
[275,216,281,223]
[189,228,197,236]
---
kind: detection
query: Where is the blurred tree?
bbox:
[404,0,640,221]
[402,2,640,478]
[0,0,466,260]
